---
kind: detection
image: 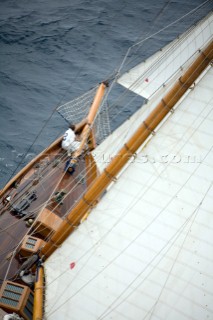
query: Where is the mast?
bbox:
[73,82,107,157]
[41,39,213,259]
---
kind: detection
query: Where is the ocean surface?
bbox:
[0,0,212,188]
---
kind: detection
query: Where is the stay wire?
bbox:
[100,1,212,127]
[44,52,211,312]
[117,0,212,76]
[121,0,212,73]
[45,52,213,264]
[98,183,212,320]
[44,48,213,264]
[47,152,213,317]
[144,193,209,320]
[1,0,211,292]
[5,1,128,186]
[9,89,212,288]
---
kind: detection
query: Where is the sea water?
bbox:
[0,0,212,187]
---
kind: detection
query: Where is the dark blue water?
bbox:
[0,0,212,187]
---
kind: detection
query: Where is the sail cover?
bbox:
[117,12,213,99]
[44,60,213,319]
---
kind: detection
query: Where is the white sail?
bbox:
[44,49,213,320]
[117,12,213,99]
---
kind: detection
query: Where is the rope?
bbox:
[107,9,213,123]
[0,38,211,272]
[47,143,213,317]
[4,0,129,187]
[117,0,212,75]
[98,184,212,320]
[44,50,213,315]
[44,45,213,260]
[12,13,213,318]
[0,0,211,290]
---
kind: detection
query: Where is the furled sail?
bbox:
[117,12,213,99]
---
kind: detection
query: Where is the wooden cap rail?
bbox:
[33,265,44,320]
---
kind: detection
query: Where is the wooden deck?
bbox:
[0,144,88,284]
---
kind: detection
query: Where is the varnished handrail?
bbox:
[33,265,44,320]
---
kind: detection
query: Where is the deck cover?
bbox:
[44,61,213,319]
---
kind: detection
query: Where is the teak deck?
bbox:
[0,142,88,284]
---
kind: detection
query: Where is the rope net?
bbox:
[57,86,98,124]
[94,101,111,145]
[57,85,111,144]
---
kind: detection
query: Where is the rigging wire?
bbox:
[92,0,174,129]
[0,150,67,215]
[44,48,213,264]
[119,0,212,73]
[0,142,118,275]
[0,151,69,229]
[0,0,132,259]
[0,138,109,243]
[88,0,213,142]
[0,151,78,276]
[0,22,206,232]
[58,47,213,222]
[98,184,212,320]
[40,50,212,280]
[2,47,211,312]
[3,1,129,187]
[45,61,213,314]
[1,28,211,280]
[144,208,204,320]
[0,148,99,237]
[105,2,213,122]
[47,165,213,317]
[18,8,213,316]
[46,141,213,317]
[3,0,209,200]
[118,0,173,71]
[24,93,213,288]
[0,0,212,298]
[116,0,212,75]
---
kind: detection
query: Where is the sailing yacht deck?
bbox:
[0,8,212,320]
[0,144,87,283]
